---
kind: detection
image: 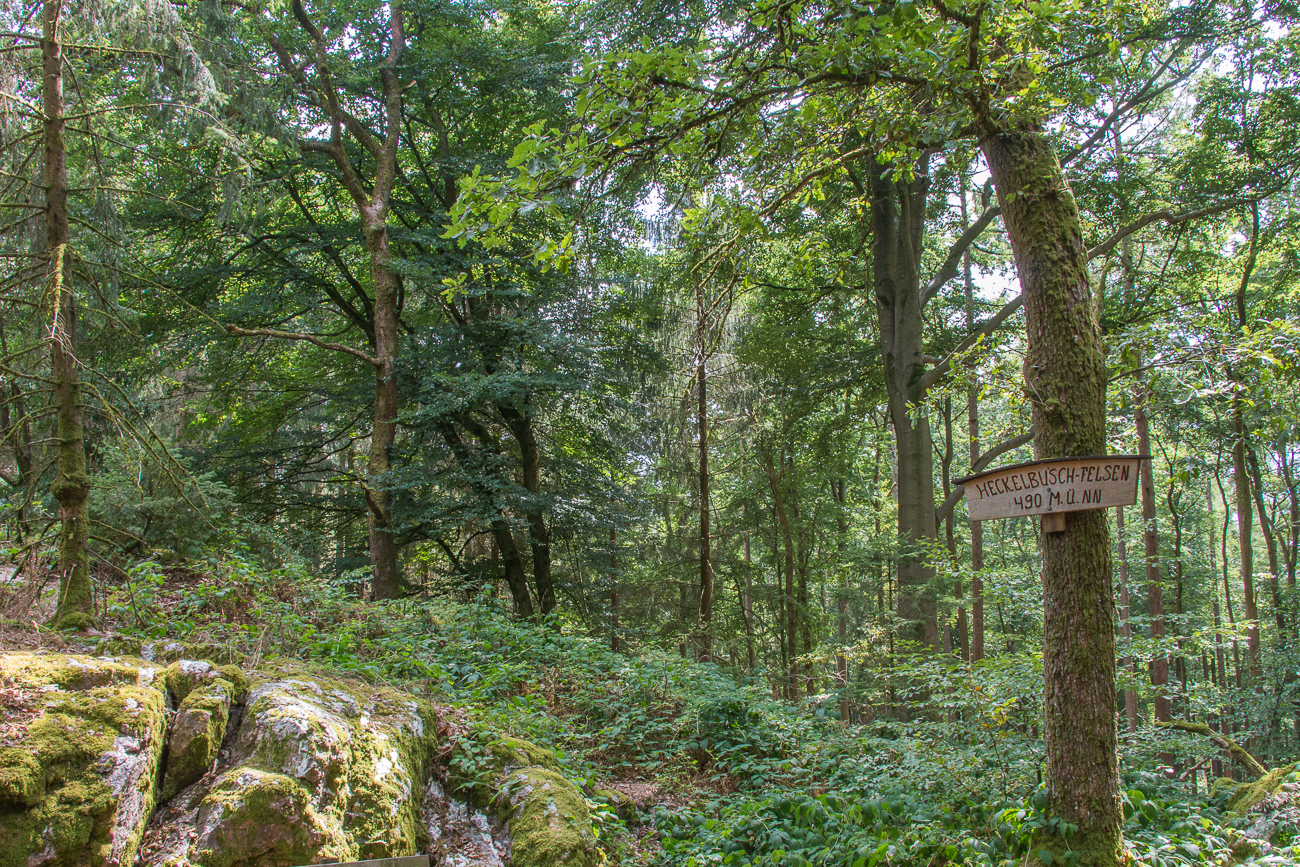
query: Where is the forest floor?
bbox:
[1,553,1297,866]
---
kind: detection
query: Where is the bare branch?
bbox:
[921,203,1001,304]
[1087,196,1262,261]
[912,293,1024,398]
[935,430,1035,524]
[226,325,380,366]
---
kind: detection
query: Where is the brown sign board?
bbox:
[958,455,1145,523]
[294,858,428,867]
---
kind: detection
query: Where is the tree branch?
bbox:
[935,430,1035,524]
[226,325,380,366]
[921,203,1001,304]
[912,293,1024,398]
[1088,196,1262,261]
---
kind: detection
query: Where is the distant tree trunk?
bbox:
[44,0,92,629]
[1118,507,1138,735]
[763,451,797,698]
[961,177,985,663]
[1135,377,1171,734]
[742,502,756,671]
[835,478,850,720]
[1245,446,1284,634]
[1166,475,1188,713]
[609,528,619,652]
[1234,204,1261,681]
[979,116,1121,866]
[697,285,714,661]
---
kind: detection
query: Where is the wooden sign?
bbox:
[296,857,428,867]
[958,455,1145,532]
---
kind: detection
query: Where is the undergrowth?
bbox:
[12,546,1295,866]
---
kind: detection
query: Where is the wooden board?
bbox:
[958,455,1144,522]
[294,857,428,867]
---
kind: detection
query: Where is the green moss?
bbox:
[192,769,338,867]
[0,653,144,692]
[214,665,248,698]
[501,767,595,867]
[51,612,96,633]
[490,736,559,771]
[1228,764,1295,814]
[592,787,637,824]
[160,680,233,803]
[0,654,168,867]
[0,749,43,807]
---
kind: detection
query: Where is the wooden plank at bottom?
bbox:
[295,856,429,867]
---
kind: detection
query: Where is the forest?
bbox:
[3,0,1300,864]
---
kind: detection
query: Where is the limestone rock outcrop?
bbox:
[0,650,601,867]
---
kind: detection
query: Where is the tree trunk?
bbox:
[1234,204,1261,680]
[979,118,1121,866]
[1118,507,1138,735]
[871,157,939,651]
[500,407,555,617]
[366,208,401,600]
[44,0,92,629]
[1135,377,1171,732]
[697,287,714,661]
[763,451,797,698]
[609,528,619,652]
[961,175,985,663]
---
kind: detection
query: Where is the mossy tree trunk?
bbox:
[978,118,1121,866]
[44,0,93,629]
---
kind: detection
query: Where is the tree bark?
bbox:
[1135,377,1171,732]
[1118,506,1138,735]
[763,450,797,698]
[697,283,714,661]
[871,156,939,650]
[978,117,1121,866]
[44,0,92,629]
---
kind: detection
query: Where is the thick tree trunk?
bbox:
[871,157,939,650]
[979,119,1120,867]
[44,0,92,629]
[365,211,401,600]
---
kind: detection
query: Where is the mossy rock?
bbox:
[0,748,43,807]
[1229,764,1296,815]
[500,766,596,867]
[160,679,235,803]
[453,732,562,808]
[159,668,439,864]
[163,660,249,704]
[191,768,338,867]
[96,639,237,666]
[592,786,638,825]
[0,653,168,867]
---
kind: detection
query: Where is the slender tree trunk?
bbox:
[835,478,850,721]
[1246,446,1284,634]
[764,451,797,698]
[609,528,619,652]
[961,176,985,662]
[979,117,1120,867]
[697,287,714,661]
[1135,378,1171,731]
[44,0,92,629]
[501,408,555,617]
[1234,204,1261,680]
[1118,507,1138,734]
